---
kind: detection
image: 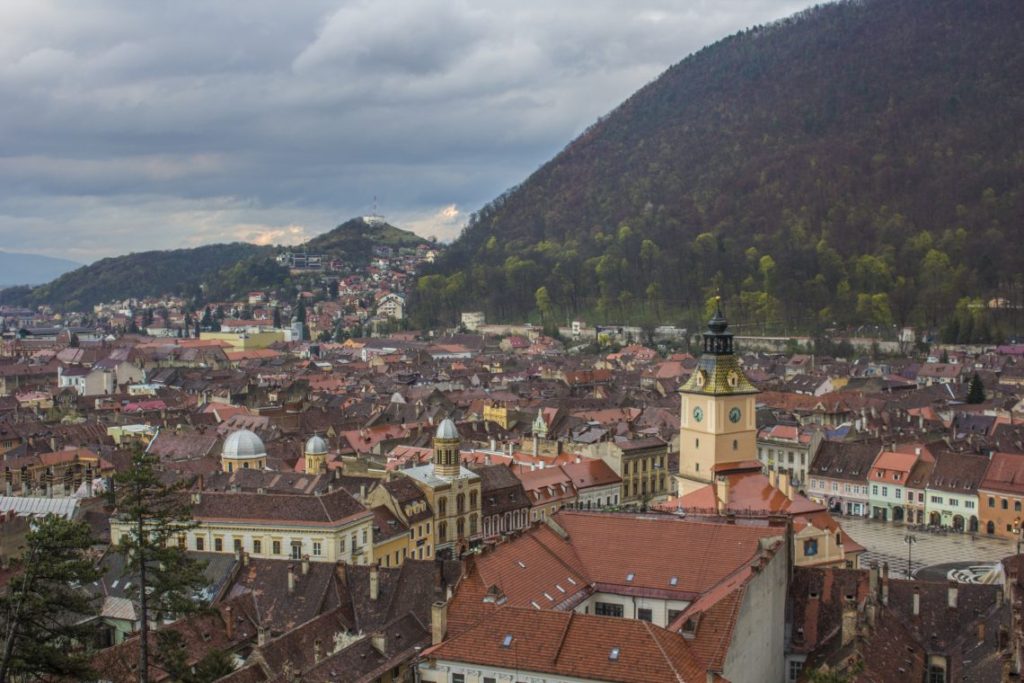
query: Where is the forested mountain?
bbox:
[0,218,427,310]
[414,0,1024,342]
[0,244,279,310]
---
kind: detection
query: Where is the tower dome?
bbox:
[304,434,329,455]
[433,418,460,479]
[221,429,267,472]
[435,418,459,440]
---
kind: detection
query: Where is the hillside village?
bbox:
[0,299,1022,681]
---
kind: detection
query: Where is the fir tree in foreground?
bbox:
[0,515,100,682]
[114,447,209,683]
[966,372,986,404]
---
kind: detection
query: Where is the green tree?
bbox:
[114,448,209,683]
[966,372,986,404]
[272,306,282,329]
[155,630,235,683]
[535,286,554,326]
[0,515,100,682]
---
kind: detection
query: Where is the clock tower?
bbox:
[677,303,758,496]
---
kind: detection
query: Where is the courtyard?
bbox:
[839,515,1018,581]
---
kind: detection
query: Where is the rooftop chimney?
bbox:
[978,621,986,644]
[912,586,920,616]
[431,601,447,646]
[948,581,958,609]
[841,595,857,647]
[287,565,296,594]
[869,563,878,598]
[224,606,234,640]
[371,631,386,655]
[715,476,730,514]
[258,625,268,646]
[882,564,890,606]
[370,563,380,601]
[314,638,323,663]
[301,554,310,575]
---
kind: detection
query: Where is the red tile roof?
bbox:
[428,606,710,683]
[979,452,1024,495]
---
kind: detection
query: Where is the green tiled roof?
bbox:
[679,355,758,395]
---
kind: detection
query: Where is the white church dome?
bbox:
[222,429,267,460]
[435,418,459,440]
[305,434,329,455]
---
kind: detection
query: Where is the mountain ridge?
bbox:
[414,0,1024,342]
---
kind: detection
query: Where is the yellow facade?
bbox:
[199,330,284,350]
[482,403,511,429]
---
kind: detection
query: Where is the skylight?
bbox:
[543,592,553,601]
[517,560,526,569]
[609,647,620,661]
[626,573,635,582]
[502,634,513,648]
[669,576,678,586]
[567,577,577,585]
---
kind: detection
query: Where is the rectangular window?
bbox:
[668,609,683,624]
[882,486,888,497]
[233,538,242,552]
[789,660,804,682]
[452,675,465,683]
[965,500,975,509]
[949,499,958,507]
[872,485,878,495]
[918,492,924,502]
[291,542,302,560]
[803,539,818,556]
[214,537,223,552]
[595,602,624,618]
[253,539,262,554]
[195,536,204,551]
[895,489,901,500]
[637,608,653,622]
[313,541,322,556]
[272,540,281,555]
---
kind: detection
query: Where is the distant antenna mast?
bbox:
[368,196,384,224]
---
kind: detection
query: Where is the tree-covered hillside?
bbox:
[0,244,283,310]
[414,0,1024,341]
[0,217,428,310]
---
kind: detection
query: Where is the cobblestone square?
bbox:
[839,516,1017,579]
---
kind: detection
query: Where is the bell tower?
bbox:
[677,303,758,496]
[433,418,461,479]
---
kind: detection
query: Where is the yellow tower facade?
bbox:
[433,418,461,479]
[677,305,759,496]
[304,434,328,474]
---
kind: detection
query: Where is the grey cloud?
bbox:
[0,0,814,262]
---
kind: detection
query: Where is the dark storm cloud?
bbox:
[0,0,814,262]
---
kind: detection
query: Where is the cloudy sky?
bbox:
[1,0,814,264]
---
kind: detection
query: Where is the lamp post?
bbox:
[904,533,917,579]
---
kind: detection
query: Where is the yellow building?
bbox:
[199,330,284,350]
[482,402,512,429]
[220,429,268,472]
[366,476,436,563]
[111,486,374,565]
[677,305,759,496]
[397,419,482,559]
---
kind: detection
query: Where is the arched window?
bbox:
[438,521,448,542]
[469,490,478,509]
[456,517,465,538]
[456,493,465,514]
[437,496,447,516]
[504,512,511,532]
[470,514,477,535]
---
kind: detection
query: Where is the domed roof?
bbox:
[435,418,459,440]
[305,434,329,455]
[222,429,267,460]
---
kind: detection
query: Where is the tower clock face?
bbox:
[729,407,741,423]
[693,407,704,422]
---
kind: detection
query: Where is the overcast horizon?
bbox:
[1,0,815,264]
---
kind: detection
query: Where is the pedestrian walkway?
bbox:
[839,515,1016,577]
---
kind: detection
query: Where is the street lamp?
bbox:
[904,534,917,579]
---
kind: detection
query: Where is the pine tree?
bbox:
[114,448,209,683]
[966,372,986,404]
[272,307,282,329]
[0,515,100,682]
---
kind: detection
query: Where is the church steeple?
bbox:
[680,302,756,396]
